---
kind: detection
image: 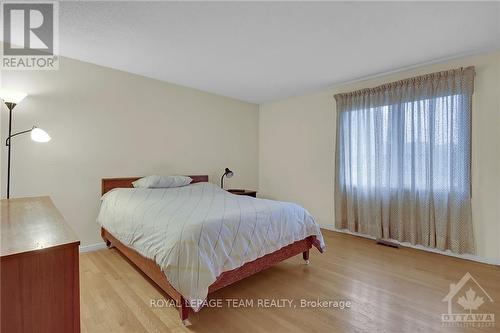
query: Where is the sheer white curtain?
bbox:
[334,67,475,254]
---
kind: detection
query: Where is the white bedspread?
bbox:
[97,182,324,311]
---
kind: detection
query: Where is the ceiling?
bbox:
[56,2,500,103]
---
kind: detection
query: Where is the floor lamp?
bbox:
[1,89,51,199]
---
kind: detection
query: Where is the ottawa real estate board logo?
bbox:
[441,272,495,328]
[1,1,59,70]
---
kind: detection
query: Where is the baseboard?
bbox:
[320,225,500,266]
[79,242,107,253]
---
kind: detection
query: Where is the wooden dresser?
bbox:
[1,196,80,333]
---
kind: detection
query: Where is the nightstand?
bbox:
[228,189,257,197]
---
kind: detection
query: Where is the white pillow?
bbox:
[132,175,192,189]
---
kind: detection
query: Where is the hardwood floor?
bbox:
[80,230,499,332]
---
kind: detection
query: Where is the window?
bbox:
[340,94,469,193]
[334,67,475,254]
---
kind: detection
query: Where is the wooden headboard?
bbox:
[101,175,209,195]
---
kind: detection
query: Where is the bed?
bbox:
[98,175,324,324]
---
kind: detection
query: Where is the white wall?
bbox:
[0,57,259,246]
[259,52,500,261]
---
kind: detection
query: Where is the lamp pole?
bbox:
[5,102,15,199]
[4,103,39,199]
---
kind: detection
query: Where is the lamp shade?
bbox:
[0,88,27,104]
[31,127,51,142]
[225,168,234,178]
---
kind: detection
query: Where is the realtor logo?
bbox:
[441,272,495,328]
[1,1,59,69]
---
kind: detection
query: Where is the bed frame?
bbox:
[100,176,322,324]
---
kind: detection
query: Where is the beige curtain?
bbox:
[334,67,475,254]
